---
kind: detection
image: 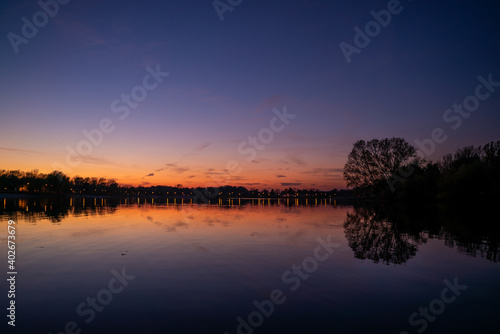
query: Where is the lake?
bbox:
[1,196,499,334]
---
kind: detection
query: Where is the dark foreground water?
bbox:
[1,197,499,334]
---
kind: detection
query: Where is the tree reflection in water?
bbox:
[344,203,500,265]
[343,206,420,265]
[438,205,500,263]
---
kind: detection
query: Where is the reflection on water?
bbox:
[3,196,498,264]
[1,196,120,223]
[1,196,499,333]
[343,203,500,264]
[0,196,337,223]
[343,206,419,265]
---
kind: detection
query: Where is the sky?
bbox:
[0,0,499,190]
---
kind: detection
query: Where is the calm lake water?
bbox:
[1,197,499,334]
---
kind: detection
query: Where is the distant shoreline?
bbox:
[0,192,357,202]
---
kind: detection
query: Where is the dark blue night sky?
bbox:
[1,0,499,189]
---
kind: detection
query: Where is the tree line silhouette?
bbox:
[0,169,352,200]
[3,138,498,202]
[343,138,500,202]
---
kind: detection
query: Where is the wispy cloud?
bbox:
[195,143,211,151]
[73,156,118,167]
[165,163,189,174]
[301,168,344,180]
[276,174,286,178]
[0,147,46,155]
[204,169,229,176]
[146,162,189,178]
[281,182,302,186]
[302,167,343,175]
[286,153,307,166]
[175,167,189,173]
[253,95,284,114]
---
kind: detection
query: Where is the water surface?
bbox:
[1,197,499,333]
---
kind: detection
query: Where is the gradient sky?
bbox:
[1,0,499,190]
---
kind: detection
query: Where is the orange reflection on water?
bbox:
[14,204,352,270]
